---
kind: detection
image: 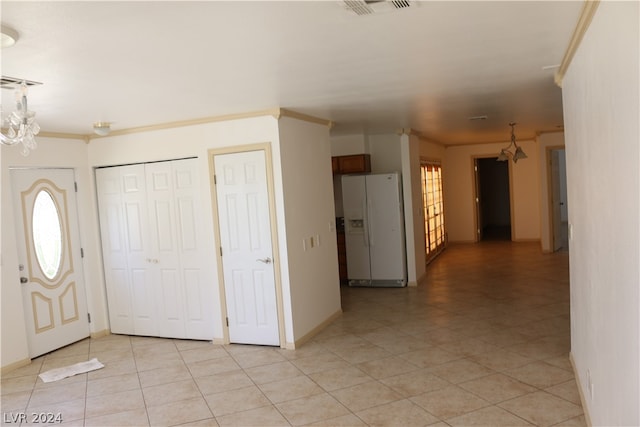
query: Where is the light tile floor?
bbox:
[1,242,586,426]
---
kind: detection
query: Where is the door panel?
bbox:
[96,158,214,339]
[367,174,405,281]
[171,159,215,338]
[146,161,184,338]
[11,169,90,358]
[214,150,279,346]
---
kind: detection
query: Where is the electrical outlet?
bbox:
[302,239,307,251]
[315,234,320,247]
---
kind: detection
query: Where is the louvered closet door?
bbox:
[96,159,214,339]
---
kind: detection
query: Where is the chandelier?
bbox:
[1,80,40,156]
[497,122,527,163]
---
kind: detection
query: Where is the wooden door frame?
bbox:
[471,155,515,242]
[207,143,286,348]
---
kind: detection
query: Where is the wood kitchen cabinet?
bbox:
[331,154,371,175]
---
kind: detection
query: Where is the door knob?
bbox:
[256,257,273,264]
[20,277,28,284]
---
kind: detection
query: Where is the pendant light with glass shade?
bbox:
[497,122,527,163]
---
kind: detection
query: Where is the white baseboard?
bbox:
[569,352,593,427]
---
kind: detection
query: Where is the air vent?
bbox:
[1,75,42,89]
[342,0,415,16]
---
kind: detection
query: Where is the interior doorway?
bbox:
[549,148,569,251]
[474,157,512,241]
[208,143,285,347]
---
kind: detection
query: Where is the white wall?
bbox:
[2,114,346,368]
[443,139,540,242]
[537,132,566,252]
[368,133,402,173]
[278,117,341,343]
[1,137,105,367]
[86,115,294,343]
[420,139,446,162]
[562,2,640,425]
[330,134,366,156]
[401,134,425,285]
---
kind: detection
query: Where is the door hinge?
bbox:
[220,247,223,256]
[74,182,78,192]
[226,317,229,327]
[80,248,85,258]
[87,313,91,323]
[213,174,217,185]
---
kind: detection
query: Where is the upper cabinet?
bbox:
[332,154,371,175]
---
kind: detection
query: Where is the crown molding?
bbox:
[555,0,600,87]
[88,109,282,140]
[278,108,333,128]
[400,128,445,145]
[1,128,89,143]
[32,108,332,143]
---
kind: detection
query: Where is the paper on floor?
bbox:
[38,358,104,383]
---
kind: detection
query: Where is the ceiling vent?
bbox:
[342,0,415,16]
[1,75,42,90]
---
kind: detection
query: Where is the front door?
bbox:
[11,168,90,358]
[212,150,279,346]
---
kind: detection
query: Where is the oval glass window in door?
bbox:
[32,189,63,280]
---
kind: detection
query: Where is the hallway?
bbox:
[0,242,584,426]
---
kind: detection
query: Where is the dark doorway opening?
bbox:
[476,157,511,241]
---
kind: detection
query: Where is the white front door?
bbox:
[11,168,90,358]
[213,150,279,346]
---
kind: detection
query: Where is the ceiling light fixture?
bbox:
[497,122,527,163]
[93,121,111,136]
[1,24,19,48]
[1,80,40,156]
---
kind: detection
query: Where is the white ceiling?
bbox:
[1,1,582,145]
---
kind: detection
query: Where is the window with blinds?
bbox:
[421,162,446,263]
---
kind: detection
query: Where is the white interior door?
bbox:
[11,168,90,358]
[213,150,279,346]
[97,164,157,336]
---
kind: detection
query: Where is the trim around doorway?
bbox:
[207,142,286,348]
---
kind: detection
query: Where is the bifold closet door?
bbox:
[96,159,214,339]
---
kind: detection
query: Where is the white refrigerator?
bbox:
[342,173,407,287]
